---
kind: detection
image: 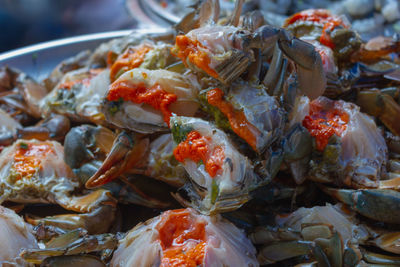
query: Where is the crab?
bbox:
[250,203,400,266]
[21,228,119,265]
[171,0,326,100]
[64,124,176,208]
[198,81,286,154]
[110,208,258,267]
[285,96,388,188]
[102,68,200,134]
[0,66,48,125]
[0,139,117,234]
[0,205,38,266]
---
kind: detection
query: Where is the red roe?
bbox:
[302,100,349,151]
[173,131,225,177]
[157,209,207,267]
[207,88,261,151]
[107,82,177,126]
[285,9,348,49]
[109,45,152,82]
[173,35,218,79]
[12,142,53,180]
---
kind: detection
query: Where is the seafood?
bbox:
[111,208,258,267]
[172,1,326,100]
[199,81,286,153]
[0,139,117,234]
[0,205,38,266]
[0,108,21,148]
[0,66,48,125]
[103,68,200,133]
[41,68,110,124]
[64,125,174,208]
[250,204,400,266]
[21,229,118,265]
[170,116,258,213]
[288,96,387,188]
[2,0,400,266]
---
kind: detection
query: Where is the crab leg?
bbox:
[175,0,220,33]
[357,89,400,136]
[16,115,71,142]
[26,189,117,234]
[277,30,326,100]
[263,45,288,96]
[227,0,244,27]
[85,131,149,189]
[321,186,400,224]
[21,229,118,264]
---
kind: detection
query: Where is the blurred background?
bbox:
[0,0,137,53]
[1,0,400,53]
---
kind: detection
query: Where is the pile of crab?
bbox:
[2,0,400,266]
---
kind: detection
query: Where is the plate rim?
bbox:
[0,28,169,62]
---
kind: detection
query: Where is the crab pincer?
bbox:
[85,131,149,189]
[0,139,117,234]
[171,0,326,99]
[321,186,400,224]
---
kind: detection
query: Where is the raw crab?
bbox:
[287,96,387,188]
[103,68,200,133]
[172,0,326,100]
[64,124,175,208]
[198,81,286,153]
[0,139,117,234]
[41,68,110,125]
[169,116,258,214]
[250,203,400,266]
[0,205,38,266]
[110,208,258,267]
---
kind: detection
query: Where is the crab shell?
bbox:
[41,68,110,125]
[290,96,387,188]
[220,82,286,153]
[0,205,38,266]
[170,116,258,213]
[103,68,200,134]
[0,139,78,204]
[110,208,258,267]
[144,133,188,187]
[173,25,253,77]
[0,108,21,142]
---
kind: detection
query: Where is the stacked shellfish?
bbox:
[2,0,400,266]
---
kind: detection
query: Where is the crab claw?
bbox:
[26,189,117,234]
[16,115,71,142]
[174,0,220,33]
[321,186,400,224]
[277,31,326,100]
[85,132,149,189]
[21,229,117,264]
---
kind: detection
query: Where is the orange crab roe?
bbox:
[284,9,348,49]
[109,45,152,82]
[157,209,207,267]
[12,142,53,180]
[173,35,219,79]
[58,68,104,90]
[302,100,349,151]
[173,131,224,178]
[207,88,261,151]
[107,81,177,126]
